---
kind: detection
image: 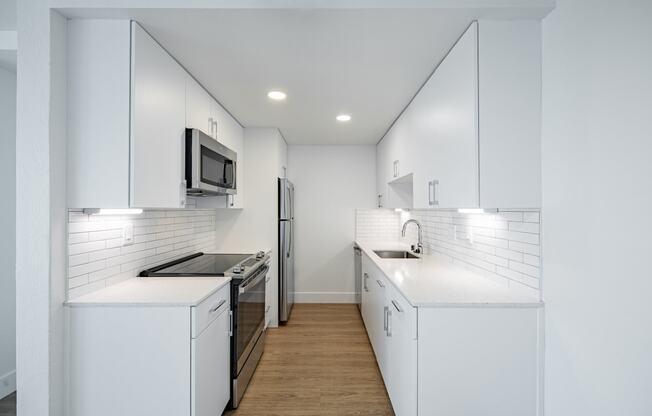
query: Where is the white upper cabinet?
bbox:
[377,20,542,209]
[68,20,186,209]
[130,23,187,209]
[68,20,245,210]
[67,20,132,208]
[477,20,542,208]
[186,76,213,137]
[412,22,479,209]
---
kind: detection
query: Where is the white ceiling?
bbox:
[135,9,480,144]
[61,7,549,144]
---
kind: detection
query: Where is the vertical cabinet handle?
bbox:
[387,309,392,337]
[363,273,369,291]
[213,121,218,138]
[228,310,233,336]
[383,306,389,331]
[377,194,383,208]
[393,160,400,178]
[429,180,439,206]
[208,117,214,137]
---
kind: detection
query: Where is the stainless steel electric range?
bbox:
[140,251,269,409]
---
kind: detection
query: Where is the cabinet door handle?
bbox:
[376,279,385,288]
[363,273,369,291]
[228,310,233,336]
[383,306,389,332]
[208,117,214,137]
[391,299,403,313]
[209,299,227,313]
[377,194,383,208]
[387,309,392,337]
[213,121,218,138]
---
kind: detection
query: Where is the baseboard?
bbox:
[293,292,357,303]
[0,370,16,400]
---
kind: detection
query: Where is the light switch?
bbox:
[123,223,134,246]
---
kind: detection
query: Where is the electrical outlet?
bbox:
[123,223,134,246]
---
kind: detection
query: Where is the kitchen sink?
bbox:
[373,250,420,259]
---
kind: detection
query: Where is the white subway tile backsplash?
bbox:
[357,208,542,297]
[67,209,217,298]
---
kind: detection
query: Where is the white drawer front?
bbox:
[192,284,230,338]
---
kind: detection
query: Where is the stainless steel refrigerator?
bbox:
[278,178,295,324]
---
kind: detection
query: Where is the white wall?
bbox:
[288,145,376,302]
[542,1,652,414]
[0,65,16,399]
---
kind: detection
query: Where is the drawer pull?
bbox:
[209,299,227,313]
[376,279,385,288]
[391,299,403,313]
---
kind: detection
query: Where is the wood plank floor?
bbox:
[0,392,16,416]
[225,303,394,416]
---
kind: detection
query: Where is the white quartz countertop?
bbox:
[355,240,542,308]
[66,276,231,307]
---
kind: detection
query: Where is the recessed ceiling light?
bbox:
[267,91,287,101]
[336,114,351,122]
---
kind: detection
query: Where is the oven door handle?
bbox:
[239,266,269,294]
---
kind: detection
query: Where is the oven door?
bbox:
[186,128,237,196]
[235,264,268,374]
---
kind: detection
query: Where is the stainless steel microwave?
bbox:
[185,128,237,196]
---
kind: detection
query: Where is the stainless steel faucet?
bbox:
[402,219,423,254]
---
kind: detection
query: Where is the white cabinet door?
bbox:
[385,285,417,416]
[361,254,373,330]
[186,76,213,137]
[191,309,230,416]
[369,269,389,378]
[130,23,186,208]
[361,254,388,374]
[413,22,479,209]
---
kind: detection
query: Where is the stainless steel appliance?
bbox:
[185,128,237,196]
[278,178,295,324]
[139,251,269,409]
[354,244,362,310]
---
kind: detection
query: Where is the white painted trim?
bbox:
[293,292,357,304]
[0,31,17,51]
[0,370,16,399]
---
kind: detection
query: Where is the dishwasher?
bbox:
[354,245,362,310]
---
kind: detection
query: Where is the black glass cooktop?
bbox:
[141,253,251,276]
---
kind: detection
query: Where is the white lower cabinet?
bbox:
[360,252,541,416]
[68,285,231,416]
[191,304,231,416]
[385,283,418,416]
[361,254,416,415]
